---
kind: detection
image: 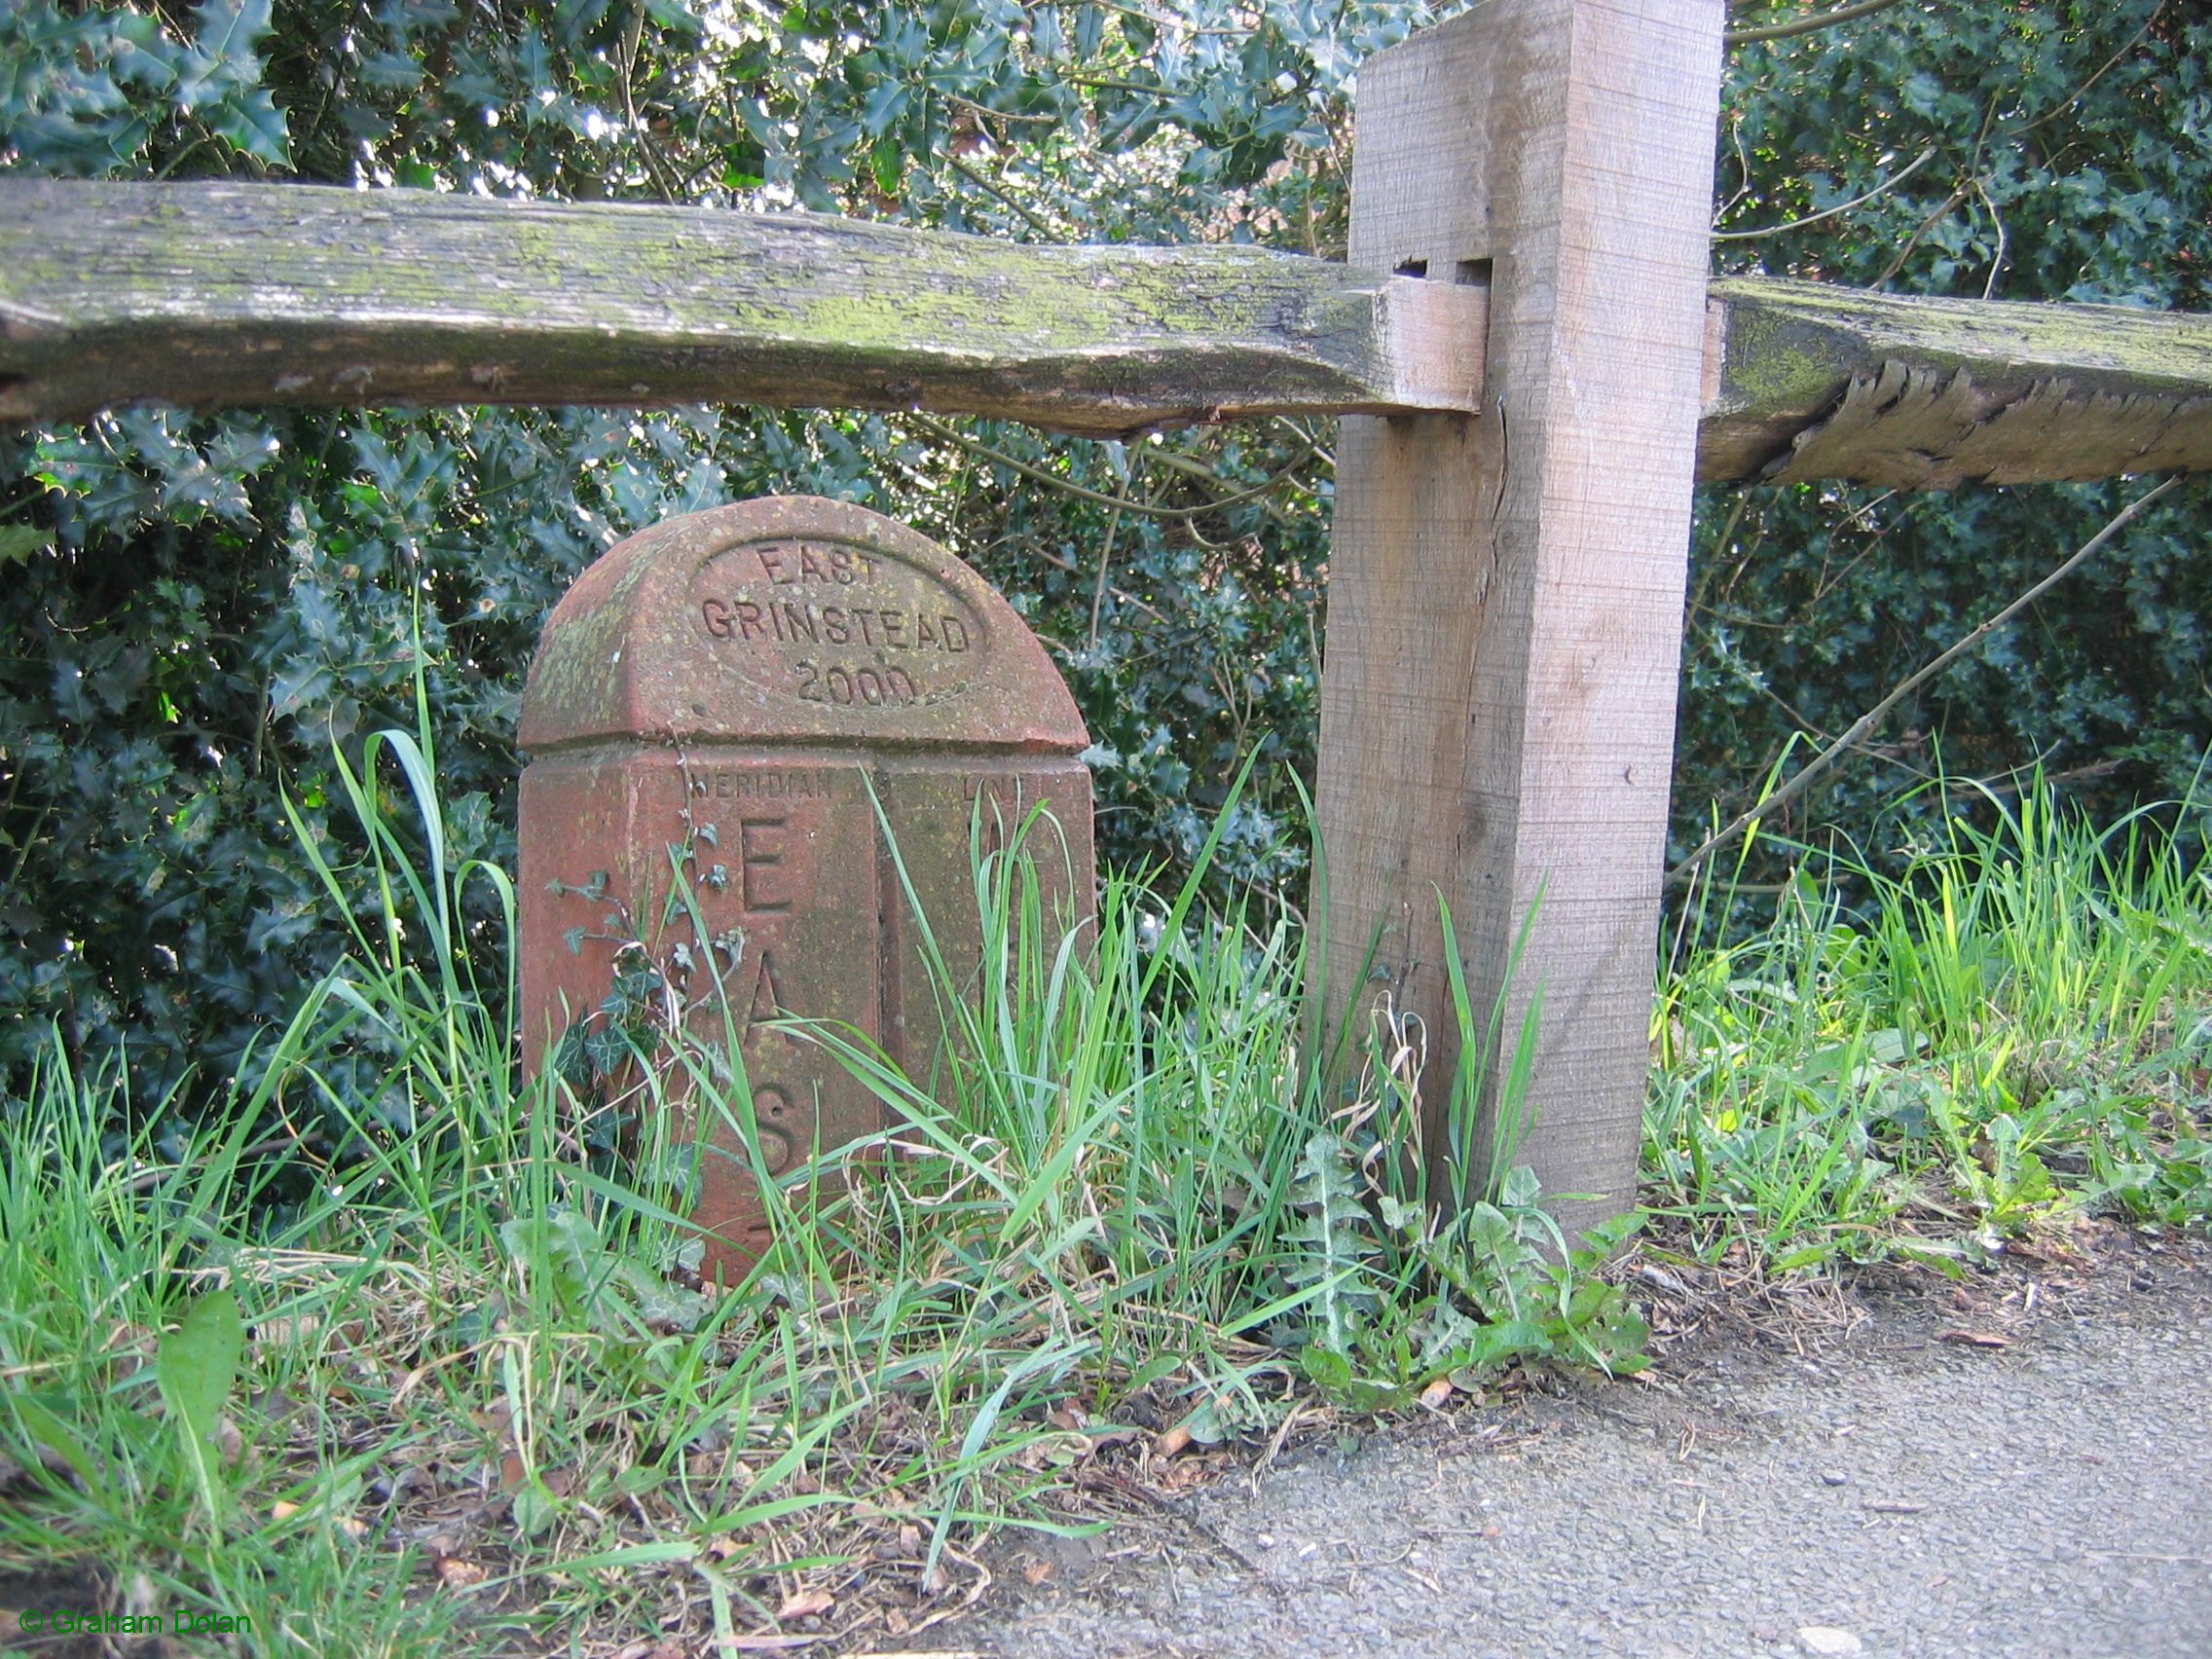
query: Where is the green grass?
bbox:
[1648,780,2212,1271]
[0,719,1627,1654]
[1,713,2205,1650]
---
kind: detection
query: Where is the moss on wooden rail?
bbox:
[0,180,1479,438]
[3,182,2209,486]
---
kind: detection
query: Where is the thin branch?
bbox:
[1088,503,1124,650]
[1665,474,2181,889]
[619,3,682,203]
[1712,147,1936,240]
[117,1133,303,1194]
[1872,182,1968,288]
[1058,73,1174,94]
[942,91,1058,125]
[2000,2,2164,139]
[942,154,1056,239]
[1724,0,1915,48]
[1972,173,2009,301]
[1026,538,1165,622]
[903,414,1314,522]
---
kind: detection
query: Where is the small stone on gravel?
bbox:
[1798,1628,1864,1656]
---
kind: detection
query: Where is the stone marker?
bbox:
[517,497,1093,1276]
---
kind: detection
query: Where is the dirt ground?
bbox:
[927,1225,2212,1659]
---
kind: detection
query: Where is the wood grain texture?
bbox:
[6,182,2209,486]
[1762,361,2212,487]
[1313,0,1724,1229]
[1703,276,2212,484]
[0,180,1482,436]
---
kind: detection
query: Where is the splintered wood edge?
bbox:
[1702,277,2212,486]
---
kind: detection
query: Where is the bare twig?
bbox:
[942,154,1055,238]
[1873,182,1969,288]
[1666,475,2181,889]
[619,3,682,203]
[1712,147,1936,240]
[1025,540,1164,622]
[117,1133,303,1194]
[1972,173,2009,301]
[1724,0,1915,48]
[903,415,1313,523]
[2001,2,2165,138]
[1088,503,1123,650]
[941,91,1058,125]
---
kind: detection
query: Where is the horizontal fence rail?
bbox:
[2,182,2209,486]
[0,181,1482,440]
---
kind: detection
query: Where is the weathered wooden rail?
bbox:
[4,0,2207,1228]
[4,182,2208,486]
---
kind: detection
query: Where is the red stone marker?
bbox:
[517,497,1093,1276]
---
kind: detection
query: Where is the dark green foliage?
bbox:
[2,0,2208,1135]
[1692,1,2212,889]
[0,0,1388,1124]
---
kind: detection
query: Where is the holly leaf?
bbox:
[0,525,53,568]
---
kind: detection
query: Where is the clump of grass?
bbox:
[0,717,1623,1653]
[1647,778,2212,1271]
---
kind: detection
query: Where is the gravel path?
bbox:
[947,1246,2212,1659]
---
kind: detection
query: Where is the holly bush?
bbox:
[1688,0,2212,899]
[2,0,2206,1132]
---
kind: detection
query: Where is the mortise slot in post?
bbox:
[1454,258,1492,287]
[1394,258,1429,277]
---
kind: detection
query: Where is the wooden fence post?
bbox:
[1314,0,1724,1228]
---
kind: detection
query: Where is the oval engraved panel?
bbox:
[688,535,986,712]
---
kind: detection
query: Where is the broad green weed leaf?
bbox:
[158,1287,244,1519]
[158,1287,245,1451]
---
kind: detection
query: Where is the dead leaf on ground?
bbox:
[777,1587,833,1621]
[253,1314,321,1347]
[268,1498,365,1538]
[433,1555,487,1589]
[609,1641,686,1659]
[1938,1329,2010,1347]
[123,1573,158,1620]
[1418,1377,1454,1411]
[1153,1453,1224,1493]
[1021,1556,1052,1585]
[1152,1423,1193,1458]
